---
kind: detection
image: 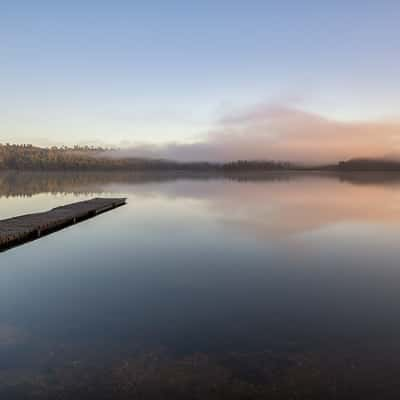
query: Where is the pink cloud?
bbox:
[114,104,400,163]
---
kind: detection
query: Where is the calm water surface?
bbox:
[1,171,400,398]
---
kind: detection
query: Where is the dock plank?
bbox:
[0,197,126,252]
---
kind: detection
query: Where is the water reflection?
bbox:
[0,324,26,347]
[2,171,400,238]
[1,171,400,398]
[127,176,400,238]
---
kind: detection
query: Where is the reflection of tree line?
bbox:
[0,171,297,197]
[1,170,400,198]
[336,172,400,186]
[0,171,120,197]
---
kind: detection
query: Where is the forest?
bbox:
[0,144,293,171]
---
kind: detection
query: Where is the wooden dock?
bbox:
[0,197,126,252]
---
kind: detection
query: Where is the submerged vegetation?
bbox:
[2,344,400,399]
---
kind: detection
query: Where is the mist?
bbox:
[110,104,400,164]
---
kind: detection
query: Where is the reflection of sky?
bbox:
[98,176,400,239]
[2,174,400,238]
[2,174,400,360]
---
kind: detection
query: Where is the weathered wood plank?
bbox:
[0,198,127,252]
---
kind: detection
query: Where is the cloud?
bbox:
[112,103,400,164]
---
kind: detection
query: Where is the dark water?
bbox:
[2,171,400,398]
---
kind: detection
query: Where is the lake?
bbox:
[1,171,400,398]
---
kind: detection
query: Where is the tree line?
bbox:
[0,144,295,171]
[2,144,400,171]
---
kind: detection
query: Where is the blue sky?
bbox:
[1,0,400,152]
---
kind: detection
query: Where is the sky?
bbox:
[1,0,400,162]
